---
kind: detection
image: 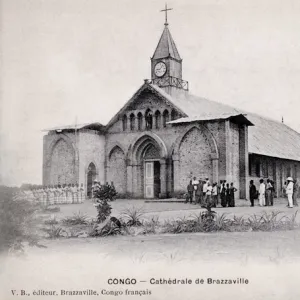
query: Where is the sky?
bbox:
[1,0,300,186]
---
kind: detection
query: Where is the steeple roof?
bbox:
[152,25,181,61]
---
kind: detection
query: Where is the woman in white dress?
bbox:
[259,179,266,207]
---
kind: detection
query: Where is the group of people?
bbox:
[249,177,299,208]
[16,184,86,206]
[186,177,238,208]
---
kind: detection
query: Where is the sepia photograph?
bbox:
[1,0,300,299]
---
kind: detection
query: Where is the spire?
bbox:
[152,25,181,61]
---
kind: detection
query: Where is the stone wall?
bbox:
[178,127,213,190]
[43,130,105,194]
[43,132,78,185]
[105,91,233,197]
[106,146,127,196]
[78,130,105,188]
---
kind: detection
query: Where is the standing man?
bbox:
[293,179,298,207]
[259,179,266,207]
[206,182,213,207]
[192,176,199,204]
[202,179,208,207]
[196,179,203,205]
[265,179,272,206]
[249,180,257,207]
[286,177,294,208]
[186,180,194,204]
[212,183,218,208]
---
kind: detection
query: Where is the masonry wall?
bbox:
[43,131,78,185]
[43,130,105,191]
[230,122,240,192]
[78,130,105,187]
[106,90,242,198]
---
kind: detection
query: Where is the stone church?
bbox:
[43,19,300,200]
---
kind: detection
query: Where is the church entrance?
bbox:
[87,162,96,198]
[130,134,168,199]
[144,160,161,198]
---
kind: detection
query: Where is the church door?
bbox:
[145,161,154,198]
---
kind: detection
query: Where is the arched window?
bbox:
[145,109,153,130]
[171,109,177,121]
[155,110,161,129]
[122,115,128,131]
[137,112,143,131]
[163,110,169,128]
[130,113,135,131]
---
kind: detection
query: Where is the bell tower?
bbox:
[150,4,188,96]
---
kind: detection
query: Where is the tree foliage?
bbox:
[0,186,42,254]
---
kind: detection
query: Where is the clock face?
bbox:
[154,62,167,77]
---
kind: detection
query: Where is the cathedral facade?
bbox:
[43,21,300,200]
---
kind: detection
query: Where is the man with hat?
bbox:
[286,177,294,208]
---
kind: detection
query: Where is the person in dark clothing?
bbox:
[196,180,203,205]
[249,180,257,207]
[270,180,275,206]
[220,181,227,207]
[186,180,193,204]
[293,179,298,207]
[225,183,231,207]
[229,183,237,207]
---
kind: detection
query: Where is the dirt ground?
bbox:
[52,197,299,222]
[1,198,300,300]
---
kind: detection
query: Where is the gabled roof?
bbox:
[152,25,181,61]
[105,80,300,162]
[247,113,300,161]
[150,84,252,125]
[105,82,187,130]
[43,122,104,132]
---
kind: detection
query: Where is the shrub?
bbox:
[89,217,122,237]
[41,206,60,213]
[93,184,113,223]
[0,186,43,254]
[94,201,112,223]
[121,206,145,226]
[142,217,160,234]
[44,216,59,225]
[42,225,67,239]
[93,183,117,202]
[62,212,88,225]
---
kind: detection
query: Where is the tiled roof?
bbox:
[152,25,181,60]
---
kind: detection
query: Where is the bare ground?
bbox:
[1,199,300,300]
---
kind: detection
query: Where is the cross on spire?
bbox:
[160,3,173,26]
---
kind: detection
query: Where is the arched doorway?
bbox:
[87,163,96,198]
[143,144,161,198]
[129,134,168,199]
